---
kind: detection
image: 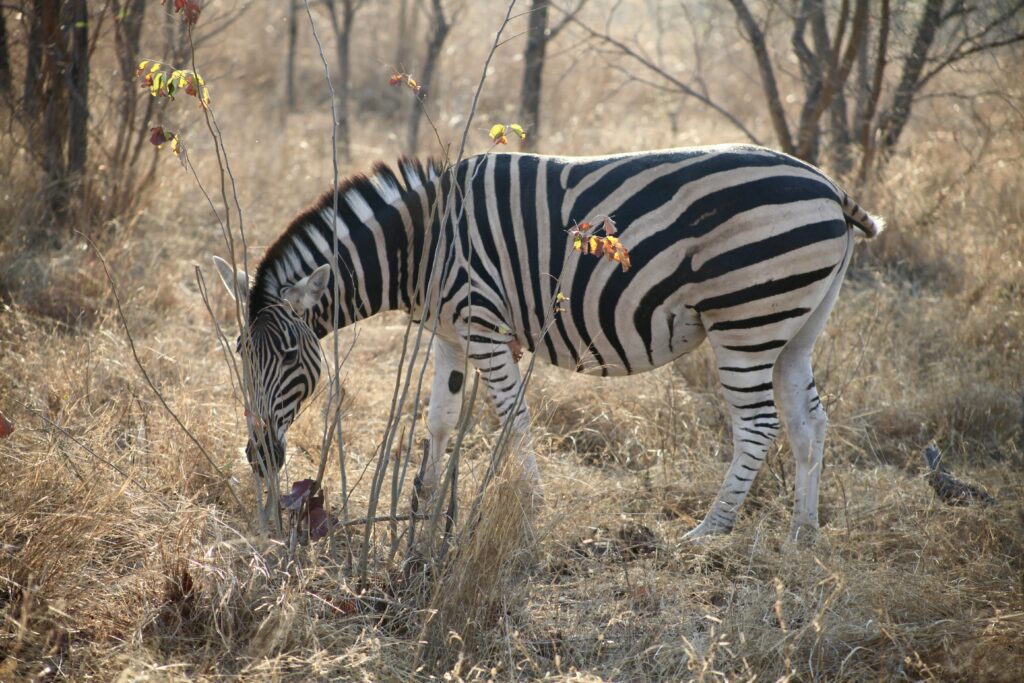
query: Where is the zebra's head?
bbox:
[213,256,329,474]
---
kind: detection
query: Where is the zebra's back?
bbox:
[453,145,857,376]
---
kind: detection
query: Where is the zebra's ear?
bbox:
[282,263,331,315]
[212,255,250,303]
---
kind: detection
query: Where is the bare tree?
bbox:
[12,0,91,223]
[394,0,420,71]
[733,0,1024,174]
[66,0,89,183]
[730,0,868,165]
[286,0,299,109]
[563,1,1023,178]
[324,0,363,161]
[406,0,454,154]
[519,0,586,151]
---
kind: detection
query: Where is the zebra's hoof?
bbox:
[788,522,819,545]
[683,519,733,543]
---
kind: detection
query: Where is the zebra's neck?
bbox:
[248,159,441,336]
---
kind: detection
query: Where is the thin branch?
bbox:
[726,0,790,150]
[563,8,763,145]
[82,234,244,510]
[548,0,588,41]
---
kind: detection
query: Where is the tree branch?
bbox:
[727,0,792,152]
[562,8,763,145]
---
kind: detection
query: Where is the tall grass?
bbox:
[1,2,1022,680]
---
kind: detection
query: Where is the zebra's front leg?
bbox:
[464,335,541,493]
[685,356,781,540]
[415,338,466,506]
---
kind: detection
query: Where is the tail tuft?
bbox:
[840,192,885,238]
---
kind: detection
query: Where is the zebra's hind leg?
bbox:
[774,350,827,542]
[462,335,541,495]
[684,355,781,540]
[774,253,850,541]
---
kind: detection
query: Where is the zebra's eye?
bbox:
[282,348,300,366]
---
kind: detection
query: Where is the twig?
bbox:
[562,6,762,145]
[343,513,427,528]
[13,400,126,488]
[82,233,244,510]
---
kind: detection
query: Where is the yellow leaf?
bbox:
[488,124,506,141]
[573,235,583,251]
[150,62,161,73]
[588,236,599,254]
[509,123,526,140]
[138,60,150,72]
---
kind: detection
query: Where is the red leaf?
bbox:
[281,478,318,510]
[0,411,13,439]
[164,0,201,27]
[149,127,168,146]
[308,507,330,539]
[183,2,202,27]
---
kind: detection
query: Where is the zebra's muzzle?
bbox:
[246,434,285,475]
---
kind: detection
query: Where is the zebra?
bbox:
[213,144,884,541]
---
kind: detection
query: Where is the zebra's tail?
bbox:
[839,191,886,238]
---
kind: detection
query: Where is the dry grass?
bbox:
[2,2,1024,681]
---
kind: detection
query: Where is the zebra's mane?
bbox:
[248,157,440,320]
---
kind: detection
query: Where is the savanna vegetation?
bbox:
[1,1,1023,680]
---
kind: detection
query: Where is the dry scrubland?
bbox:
[2,2,1023,681]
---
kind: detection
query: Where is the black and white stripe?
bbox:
[215,144,883,540]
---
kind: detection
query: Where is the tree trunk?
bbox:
[286,0,298,109]
[335,1,356,161]
[727,0,795,154]
[406,0,449,154]
[519,0,548,152]
[40,0,69,219]
[876,0,942,151]
[111,0,149,215]
[812,1,853,173]
[0,7,11,95]
[325,0,358,161]
[395,0,417,70]
[856,0,889,181]
[66,0,89,181]
[23,0,44,118]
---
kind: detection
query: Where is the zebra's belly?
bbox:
[538,299,706,377]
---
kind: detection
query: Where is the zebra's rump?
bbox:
[458,146,855,376]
